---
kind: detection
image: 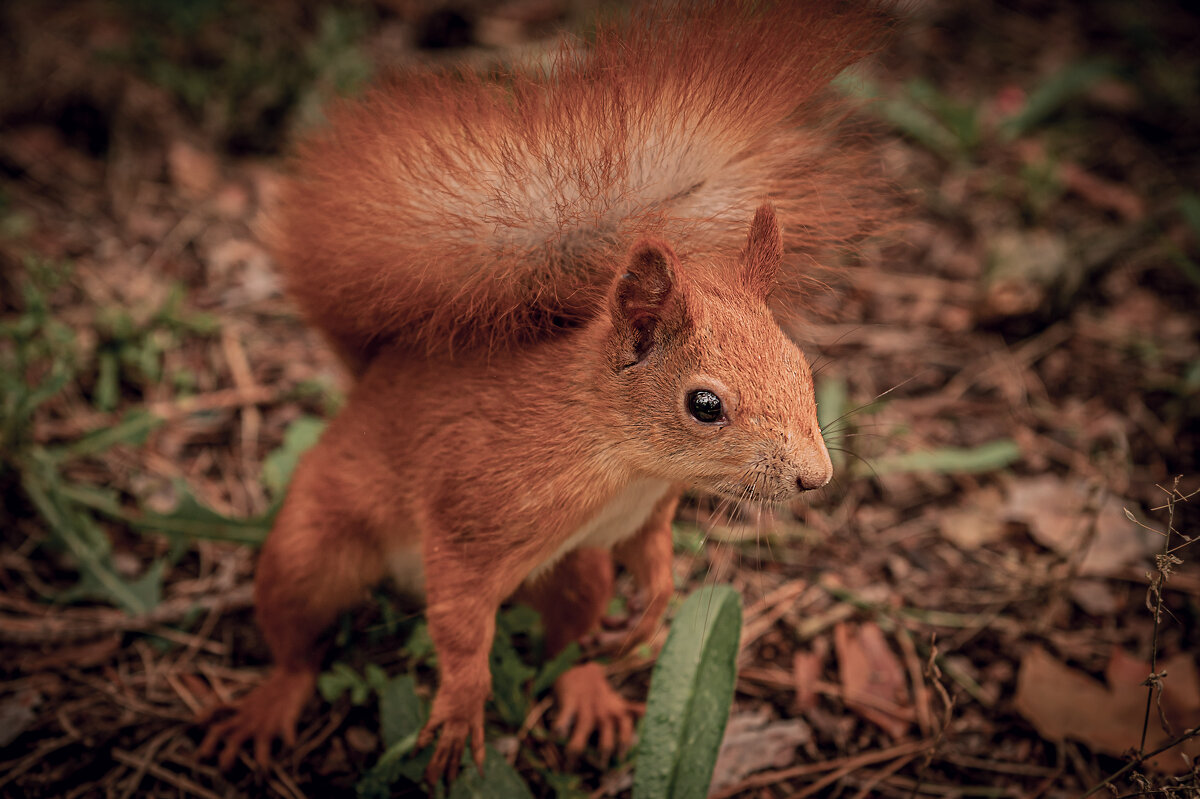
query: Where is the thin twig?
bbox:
[1079,726,1200,798]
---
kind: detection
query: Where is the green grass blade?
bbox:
[49,410,163,462]
[1000,59,1115,139]
[854,439,1020,477]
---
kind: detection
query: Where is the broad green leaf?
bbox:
[318,662,371,704]
[537,769,589,799]
[672,522,705,556]
[448,747,535,799]
[261,416,326,497]
[633,585,742,799]
[490,631,535,726]
[531,642,580,697]
[402,620,436,663]
[854,439,1021,477]
[498,604,541,638]
[378,674,425,749]
[355,730,423,799]
[364,663,389,691]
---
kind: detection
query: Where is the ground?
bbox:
[2,1,1199,797]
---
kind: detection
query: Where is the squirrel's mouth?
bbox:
[705,477,810,507]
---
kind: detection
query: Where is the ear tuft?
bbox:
[741,203,783,299]
[613,239,680,362]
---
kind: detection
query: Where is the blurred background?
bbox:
[1,1,1198,797]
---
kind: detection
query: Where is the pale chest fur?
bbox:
[528,478,673,580]
[387,479,672,595]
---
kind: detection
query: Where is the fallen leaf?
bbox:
[1003,476,1154,578]
[937,487,1006,550]
[344,726,378,754]
[708,707,812,792]
[167,141,218,199]
[0,690,40,747]
[983,229,1069,317]
[1014,645,1200,773]
[834,622,913,739]
[1068,578,1120,615]
[793,639,828,712]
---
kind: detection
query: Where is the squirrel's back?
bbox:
[268,0,892,370]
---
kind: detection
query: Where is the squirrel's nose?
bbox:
[795,445,833,491]
[797,469,831,492]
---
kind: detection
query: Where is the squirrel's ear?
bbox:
[612,239,680,363]
[741,203,783,300]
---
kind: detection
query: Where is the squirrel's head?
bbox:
[603,204,832,503]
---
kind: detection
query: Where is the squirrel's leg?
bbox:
[417,552,510,784]
[518,547,642,765]
[197,487,385,769]
[601,488,680,654]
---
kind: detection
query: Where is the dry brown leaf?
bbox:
[1068,578,1121,615]
[793,638,828,712]
[1003,475,1154,578]
[167,140,218,199]
[0,689,40,748]
[937,486,1006,550]
[1014,645,1200,774]
[833,621,913,739]
[709,707,812,792]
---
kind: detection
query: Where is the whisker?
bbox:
[826,446,880,482]
[818,373,928,435]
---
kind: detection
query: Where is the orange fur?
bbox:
[203,0,893,786]
[269,0,891,369]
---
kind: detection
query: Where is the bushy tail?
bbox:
[268,0,893,370]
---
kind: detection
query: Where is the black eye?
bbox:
[687,389,723,423]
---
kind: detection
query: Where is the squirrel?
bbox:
[198,0,891,786]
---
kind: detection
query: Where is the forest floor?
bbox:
[2,1,1199,797]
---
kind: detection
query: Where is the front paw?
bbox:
[418,709,485,785]
[554,663,643,765]
[196,668,315,770]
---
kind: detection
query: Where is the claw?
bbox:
[194,668,315,771]
[421,712,486,786]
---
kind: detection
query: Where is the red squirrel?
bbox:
[198,0,891,785]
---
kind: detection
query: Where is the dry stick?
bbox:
[906,637,956,799]
[849,753,921,799]
[291,705,351,765]
[0,583,253,643]
[1080,480,1198,799]
[895,627,933,737]
[117,728,179,799]
[708,739,929,799]
[1139,478,1180,756]
[0,737,79,790]
[792,744,929,799]
[111,748,225,799]
[269,765,307,799]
